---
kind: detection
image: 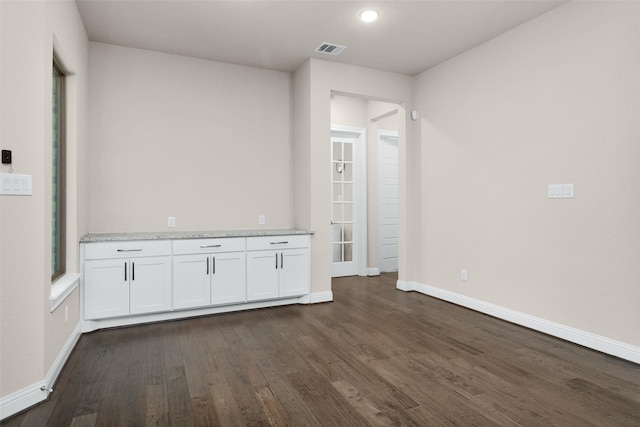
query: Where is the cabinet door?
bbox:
[85,258,129,319]
[211,252,246,305]
[246,250,279,301]
[130,256,172,315]
[173,254,211,310]
[279,248,310,297]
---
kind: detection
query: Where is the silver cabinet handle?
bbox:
[280,253,284,269]
[212,257,216,275]
[200,244,222,248]
[275,253,278,269]
[206,256,209,275]
[270,241,288,245]
[117,248,142,252]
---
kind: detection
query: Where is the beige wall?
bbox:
[0,0,88,398]
[414,1,640,346]
[330,94,367,128]
[292,60,311,232]
[88,43,293,232]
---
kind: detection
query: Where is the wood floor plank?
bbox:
[3,273,639,426]
[165,365,195,425]
[286,370,371,426]
[330,379,398,427]
[69,413,97,427]
[255,385,296,426]
[145,383,169,427]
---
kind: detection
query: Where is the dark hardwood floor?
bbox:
[3,273,640,426]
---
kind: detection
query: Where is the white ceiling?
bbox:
[76,0,565,76]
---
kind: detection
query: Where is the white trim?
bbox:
[0,381,48,421]
[367,268,380,276]
[50,273,80,311]
[44,322,82,391]
[396,279,412,291]
[308,291,334,304]
[397,280,640,364]
[0,323,81,421]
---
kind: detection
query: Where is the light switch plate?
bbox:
[0,173,32,195]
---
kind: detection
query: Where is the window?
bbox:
[52,58,66,282]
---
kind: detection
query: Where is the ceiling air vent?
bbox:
[315,42,346,56]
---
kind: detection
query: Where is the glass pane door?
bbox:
[331,135,358,277]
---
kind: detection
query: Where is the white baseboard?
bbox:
[0,323,81,421]
[396,279,412,291]
[307,290,334,304]
[0,382,49,422]
[44,323,82,390]
[397,280,640,364]
[367,268,380,276]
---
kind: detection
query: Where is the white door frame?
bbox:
[377,129,399,273]
[331,125,367,277]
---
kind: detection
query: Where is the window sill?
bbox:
[50,273,80,312]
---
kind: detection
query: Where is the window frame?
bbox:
[52,56,67,283]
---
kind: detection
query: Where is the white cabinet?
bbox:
[246,235,310,301]
[246,251,280,301]
[84,241,172,320]
[130,256,173,314]
[81,232,311,328]
[84,258,129,319]
[172,238,246,309]
[172,254,210,309]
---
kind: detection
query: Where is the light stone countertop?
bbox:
[80,228,313,243]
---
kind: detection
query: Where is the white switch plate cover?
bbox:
[0,173,32,195]
[168,216,176,227]
[548,183,574,199]
[461,269,468,281]
[259,215,266,225]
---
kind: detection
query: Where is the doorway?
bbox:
[330,94,400,278]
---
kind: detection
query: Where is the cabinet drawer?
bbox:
[247,235,309,251]
[84,240,171,260]
[172,237,246,255]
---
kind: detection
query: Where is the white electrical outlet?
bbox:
[461,269,468,281]
[548,183,574,199]
[168,217,176,227]
[259,215,266,225]
[64,306,69,323]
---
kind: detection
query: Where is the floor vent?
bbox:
[315,42,346,56]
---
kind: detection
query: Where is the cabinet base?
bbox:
[81,294,317,333]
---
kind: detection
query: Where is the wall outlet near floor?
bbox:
[259,215,266,225]
[461,269,468,281]
[168,216,176,227]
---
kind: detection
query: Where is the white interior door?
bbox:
[331,131,362,277]
[378,132,399,272]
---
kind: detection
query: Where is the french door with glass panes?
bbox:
[331,133,360,277]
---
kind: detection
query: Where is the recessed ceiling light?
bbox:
[359,9,379,23]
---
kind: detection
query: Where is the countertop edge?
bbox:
[80,229,314,243]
